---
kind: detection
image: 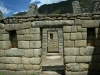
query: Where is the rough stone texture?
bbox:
[64,48,79,56]
[24,65,33,70]
[0,50,4,56]
[64,33,70,40]
[17,29,29,35]
[0,34,9,40]
[0,41,11,49]
[75,40,86,47]
[30,41,41,48]
[22,57,30,65]
[63,26,71,32]
[0,64,5,70]
[30,57,41,65]
[29,28,40,34]
[33,65,41,70]
[64,40,74,47]
[25,49,34,57]
[17,64,24,71]
[5,64,17,70]
[12,57,21,64]
[23,34,34,41]
[65,56,76,63]
[18,41,29,49]
[34,49,42,57]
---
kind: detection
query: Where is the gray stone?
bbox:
[30,57,41,65]
[0,50,4,56]
[4,57,12,64]
[64,48,79,56]
[24,65,33,70]
[64,40,74,47]
[5,48,24,56]
[16,71,26,75]
[77,26,87,32]
[79,63,89,71]
[0,41,11,49]
[9,71,16,75]
[0,34,9,40]
[29,28,40,34]
[63,26,71,32]
[18,41,29,49]
[0,23,5,29]
[85,46,94,55]
[17,35,23,41]
[65,56,76,63]
[5,64,17,70]
[82,20,99,28]
[75,19,82,25]
[71,33,76,40]
[33,65,41,70]
[22,57,30,65]
[75,40,86,47]
[71,26,77,32]
[80,47,86,55]
[82,32,87,40]
[0,64,5,70]
[25,49,34,57]
[12,57,21,64]
[76,32,82,40]
[34,49,42,57]
[17,64,24,71]
[30,41,41,48]
[0,70,9,75]
[34,34,41,41]
[23,34,34,41]
[17,29,29,35]
[64,33,70,40]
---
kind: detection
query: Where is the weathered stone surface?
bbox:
[18,41,29,49]
[64,33,70,40]
[34,49,42,57]
[0,34,9,40]
[17,29,29,35]
[80,47,86,55]
[63,26,71,32]
[0,50,4,56]
[12,57,21,64]
[0,70,9,75]
[71,26,77,32]
[82,32,87,40]
[0,64,5,70]
[25,49,34,57]
[75,19,82,25]
[23,34,34,41]
[4,57,12,64]
[5,64,17,70]
[0,57,5,63]
[71,33,76,40]
[17,64,24,71]
[17,35,23,41]
[30,57,41,65]
[5,48,24,56]
[9,71,16,75]
[79,63,89,71]
[34,34,41,41]
[76,32,82,40]
[33,65,41,70]
[16,71,26,75]
[76,56,92,62]
[0,41,11,49]
[64,40,74,47]
[82,20,99,28]
[75,40,86,47]
[5,24,15,31]
[22,57,30,65]
[64,48,79,56]
[24,65,33,70]
[65,56,76,63]
[0,23,5,29]
[77,26,87,32]
[29,28,40,34]
[30,41,41,48]
[66,63,80,72]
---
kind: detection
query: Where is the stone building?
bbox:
[0,1,100,75]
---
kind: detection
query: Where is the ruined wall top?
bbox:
[72,0,81,14]
[26,4,38,16]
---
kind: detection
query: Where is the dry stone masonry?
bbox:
[0,1,100,75]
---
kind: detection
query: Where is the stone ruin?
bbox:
[0,10,3,18]
[0,1,100,75]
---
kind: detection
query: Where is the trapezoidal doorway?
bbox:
[42,28,64,75]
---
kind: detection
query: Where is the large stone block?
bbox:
[4,57,12,64]
[5,24,15,31]
[0,23,5,29]
[24,65,33,70]
[64,48,79,56]
[33,65,41,70]
[82,20,99,28]
[34,34,41,41]
[0,34,9,41]
[23,34,34,41]
[76,32,82,40]
[85,46,94,55]
[12,57,22,64]
[16,71,26,75]
[9,71,16,75]
[17,29,29,35]
[0,70,9,75]
[77,26,87,32]
[25,49,34,57]
[80,47,86,55]
[64,40,74,47]
[29,28,40,34]
[0,41,11,49]
[0,57,5,63]
[71,33,76,40]
[18,41,29,49]
[22,57,30,65]
[17,64,24,71]
[79,63,89,71]
[5,48,24,56]
[63,26,71,32]
[75,40,86,47]
[82,32,87,40]
[76,56,92,62]
[65,56,76,63]
[5,64,17,70]
[75,19,82,25]
[17,35,23,41]
[30,57,41,65]
[71,26,77,32]
[30,41,41,48]
[0,50,4,56]
[64,33,70,40]
[0,64,5,70]
[34,49,42,57]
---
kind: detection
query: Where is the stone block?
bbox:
[5,48,24,56]
[79,63,89,71]
[34,34,41,41]
[30,57,41,65]
[17,29,29,35]
[12,57,21,64]
[9,71,16,75]
[33,65,41,70]
[82,32,87,40]
[25,49,34,57]
[30,41,41,48]
[18,41,29,49]
[64,33,70,40]
[64,40,74,47]
[0,50,4,56]
[24,65,33,70]
[65,56,76,63]
[4,57,12,64]
[22,22,31,29]
[17,35,23,41]
[66,63,80,72]
[76,56,92,62]
[23,34,34,41]
[22,57,30,65]
[26,70,39,75]
[75,40,86,47]
[29,28,40,34]
[82,20,99,28]
[0,23,5,29]
[5,24,15,31]
[17,64,24,71]
[0,70,9,75]
[65,71,72,75]
[77,26,87,32]
[63,26,71,32]
[34,49,42,57]
[0,64,5,70]
[76,32,82,40]
[16,71,26,75]
[85,46,94,55]
[0,34,9,41]
[5,64,17,70]
[75,19,82,25]
[64,48,79,56]
[71,26,77,32]
[80,47,86,55]
[71,33,76,40]
[0,41,11,49]
[0,57,5,63]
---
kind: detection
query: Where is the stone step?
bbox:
[42,71,64,75]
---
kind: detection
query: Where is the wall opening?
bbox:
[50,33,53,39]
[87,28,95,46]
[9,31,18,48]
